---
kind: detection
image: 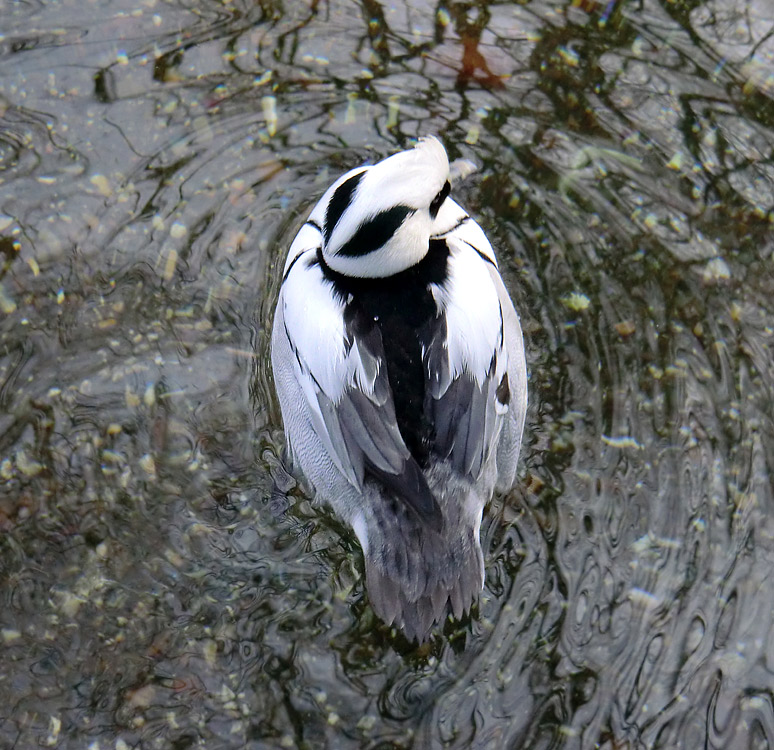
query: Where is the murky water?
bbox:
[2,0,774,747]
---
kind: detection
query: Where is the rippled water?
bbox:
[2,0,774,747]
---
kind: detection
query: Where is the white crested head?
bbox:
[318,136,451,278]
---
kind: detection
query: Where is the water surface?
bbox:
[2,0,774,747]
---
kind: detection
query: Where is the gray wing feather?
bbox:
[488,268,528,492]
[424,312,505,482]
[315,390,365,485]
[309,315,442,528]
[336,389,409,475]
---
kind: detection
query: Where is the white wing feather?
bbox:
[422,218,512,479]
[429,235,504,393]
[432,198,498,266]
[278,236,440,526]
[280,246,373,486]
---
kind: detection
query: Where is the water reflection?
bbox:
[2,0,774,747]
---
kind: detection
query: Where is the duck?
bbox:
[271,136,527,642]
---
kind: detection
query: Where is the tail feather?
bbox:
[449,579,465,621]
[361,461,487,642]
[370,572,400,627]
[431,585,447,619]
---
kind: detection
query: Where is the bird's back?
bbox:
[271,138,527,641]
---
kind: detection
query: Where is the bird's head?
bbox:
[319,136,451,278]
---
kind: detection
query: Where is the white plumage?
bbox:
[271,137,527,641]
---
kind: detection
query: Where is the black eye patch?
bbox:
[429,180,451,219]
[336,205,414,257]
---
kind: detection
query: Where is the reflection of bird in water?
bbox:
[271,137,527,642]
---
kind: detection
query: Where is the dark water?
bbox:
[2,0,774,747]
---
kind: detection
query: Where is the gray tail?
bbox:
[362,462,486,643]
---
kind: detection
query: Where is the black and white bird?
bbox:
[271,137,527,642]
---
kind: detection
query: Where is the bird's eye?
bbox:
[429,180,451,219]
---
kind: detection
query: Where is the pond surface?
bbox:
[2,0,774,747]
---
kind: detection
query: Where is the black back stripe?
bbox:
[325,172,364,245]
[336,205,413,257]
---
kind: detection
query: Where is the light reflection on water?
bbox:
[2,0,774,747]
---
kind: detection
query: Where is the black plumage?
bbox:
[337,205,414,258]
[321,239,449,465]
[324,172,364,245]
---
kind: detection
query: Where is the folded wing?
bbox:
[278,227,442,529]
[424,217,513,483]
